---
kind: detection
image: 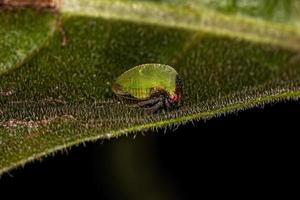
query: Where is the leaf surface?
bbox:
[1,0,300,175]
[0,9,56,75]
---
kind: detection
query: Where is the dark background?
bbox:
[0,101,298,199]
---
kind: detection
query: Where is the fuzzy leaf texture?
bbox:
[0,0,300,175]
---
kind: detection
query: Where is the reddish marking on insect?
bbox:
[170,94,178,102]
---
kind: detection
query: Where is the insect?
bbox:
[112,63,183,112]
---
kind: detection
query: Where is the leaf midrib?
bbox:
[62,0,300,51]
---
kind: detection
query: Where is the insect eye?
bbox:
[170,94,178,102]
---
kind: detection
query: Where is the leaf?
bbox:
[1,0,300,175]
[0,9,57,75]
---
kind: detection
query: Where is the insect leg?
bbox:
[134,96,163,107]
[144,101,164,113]
[164,98,172,109]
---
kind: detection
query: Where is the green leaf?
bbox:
[1,0,300,175]
[0,9,57,75]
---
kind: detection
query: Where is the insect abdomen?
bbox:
[125,87,152,100]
